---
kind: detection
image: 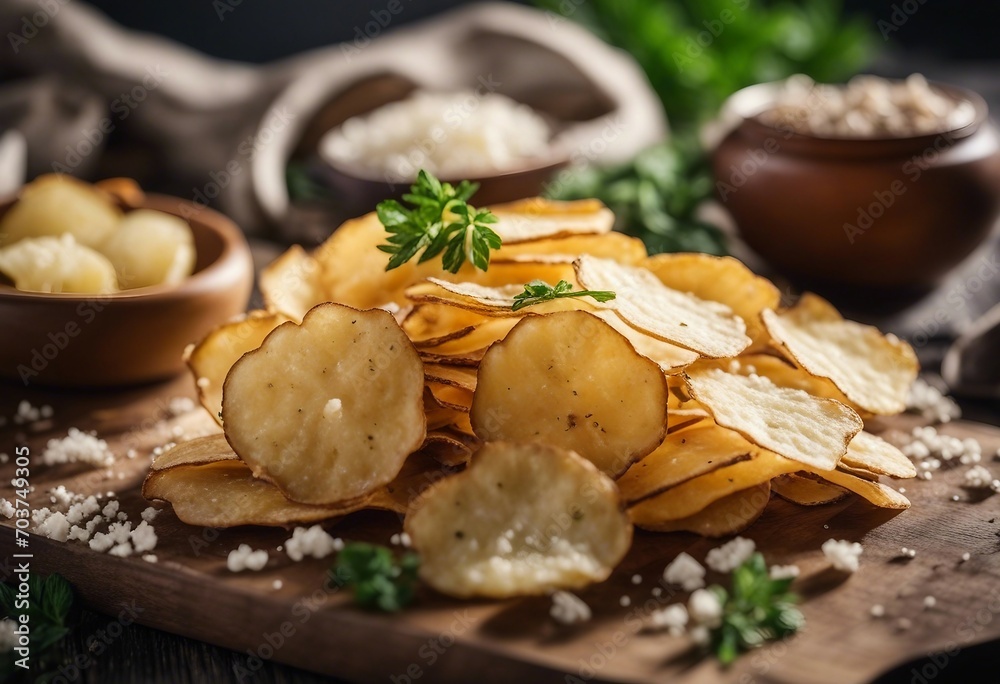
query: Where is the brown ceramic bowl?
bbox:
[0,194,253,388]
[712,81,1000,289]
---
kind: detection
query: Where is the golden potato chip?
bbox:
[0,174,121,248]
[617,424,755,506]
[814,469,910,509]
[495,231,647,264]
[185,310,287,425]
[222,303,426,505]
[686,367,863,471]
[423,363,477,392]
[667,407,710,434]
[426,382,474,412]
[643,253,780,350]
[260,245,326,321]
[421,430,477,467]
[403,305,485,346]
[705,354,845,401]
[771,473,848,506]
[841,431,916,479]
[471,311,668,477]
[762,293,918,415]
[406,275,579,316]
[589,310,699,374]
[143,436,351,527]
[419,349,487,367]
[418,318,518,356]
[404,441,632,598]
[487,197,613,243]
[574,256,750,357]
[639,483,771,536]
[629,448,800,525]
[0,234,118,294]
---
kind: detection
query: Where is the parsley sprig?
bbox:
[333,542,420,612]
[1,573,75,680]
[511,280,616,312]
[709,553,804,665]
[377,170,502,273]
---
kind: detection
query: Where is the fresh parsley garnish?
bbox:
[708,553,803,665]
[511,279,616,312]
[1,573,75,680]
[333,542,420,612]
[377,170,502,273]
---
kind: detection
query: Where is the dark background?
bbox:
[82,0,1000,64]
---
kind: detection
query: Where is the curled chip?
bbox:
[841,431,916,479]
[185,310,287,425]
[629,448,800,526]
[813,469,911,509]
[260,245,326,322]
[574,255,750,357]
[495,231,647,264]
[488,197,613,243]
[618,424,755,506]
[423,364,477,392]
[643,253,780,350]
[686,366,863,471]
[762,293,918,415]
[404,441,632,598]
[642,484,771,537]
[143,435,354,526]
[772,473,849,506]
[406,272,577,315]
[222,303,426,505]
[471,311,668,477]
[589,310,698,374]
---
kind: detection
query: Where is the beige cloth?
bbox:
[0,1,665,237]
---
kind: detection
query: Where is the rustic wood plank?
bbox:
[2,379,999,684]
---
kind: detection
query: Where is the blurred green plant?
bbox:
[538,0,875,253]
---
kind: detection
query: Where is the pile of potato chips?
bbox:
[146,197,919,599]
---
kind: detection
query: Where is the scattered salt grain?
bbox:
[769,564,800,580]
[822,539,863,573]
[550,591,591,624]
[663,552,706,591]
[284,525,343,562]
[870,604,885,618]
[42,428,114,468]
[619,595,631,607]
[227,544,269,572]
[705,537,756,573]
[649,604,688,635]
[688,589,723,628]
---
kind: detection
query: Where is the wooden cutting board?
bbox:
[2,376,999,684]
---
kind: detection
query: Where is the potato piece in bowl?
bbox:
[0,174,121,248]
[99,209,196,289]
[0,234,118,294]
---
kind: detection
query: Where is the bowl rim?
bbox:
[0,192,251,304]
[723,77,989,145]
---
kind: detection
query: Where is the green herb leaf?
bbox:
[707,552,803,666]
[333,542,420,612]
[377,170,502,274]
[1,573,76,682]
[511,279,616,312]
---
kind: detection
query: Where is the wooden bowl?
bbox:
[712,81,1000,290]
[0,194,253,388]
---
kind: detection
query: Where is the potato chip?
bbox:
[143,436,352,527]
[841,431,916,479]
[406,275,579,316]
[643,253,780,350]
[404,441,632,598]
[223,303,426,505]
[260,245,326,321]
[418,318,518,356]
[421,430,477,467]
[496,231,647,264]
[629,448,800,525]
[704,354,845,401]
[686,367,862,471]
[426,382,474,412]
[185,310,287,425]
[0,234,117,294]
[639,483,771,536]
[667,408,710,434]
[423,364,477,392]
[814,469,910,509]
[419,349,487,367]
[99,209,196,289]
[471,311,668,477]
[762,293,918,415]
[403,305,485,347]
[574,256,750,357]
[487,197,613,243]
[588,310,699,374]
[0,174,121,248]
[771,473,848,506]
[617,424,755,506]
